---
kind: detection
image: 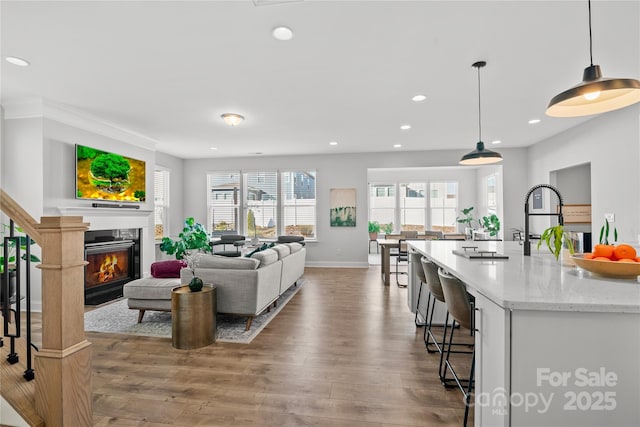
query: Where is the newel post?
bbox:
[34,216,92,427]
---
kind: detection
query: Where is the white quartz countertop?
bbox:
[409,240,640,313]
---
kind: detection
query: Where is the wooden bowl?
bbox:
[571,254,640,280]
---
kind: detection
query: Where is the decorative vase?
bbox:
[189,276,203,292]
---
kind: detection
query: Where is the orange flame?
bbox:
[97,254,118,283]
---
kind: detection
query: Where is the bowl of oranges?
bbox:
[572,244,640,279]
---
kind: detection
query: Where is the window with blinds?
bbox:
[430,181,458,233]
[400,182,426,232]
[154,169,170,240]
[282,171,316,238]
[244,171,278,239]
[208,172,241,234]
[369,184,395,232]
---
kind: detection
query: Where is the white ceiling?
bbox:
[1,1,639,160]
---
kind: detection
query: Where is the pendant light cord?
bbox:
[477,65,482,142]
[588,0,594,66]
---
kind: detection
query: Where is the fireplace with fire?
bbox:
[84,229,141,305]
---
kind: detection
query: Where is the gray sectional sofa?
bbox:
[123,242,306,330]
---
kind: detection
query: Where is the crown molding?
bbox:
[2,98,158,151]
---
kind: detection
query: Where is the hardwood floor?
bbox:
[19,266,474,426]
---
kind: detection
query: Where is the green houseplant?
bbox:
[537,224,574,261]
[599,218,618,245]
[480,214,501,237]
[368,221,381,240]
[159,217,213,260]
[381,222,393,235]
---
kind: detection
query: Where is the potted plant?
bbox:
[599,218,617,245]
[368,221,381,240]
[1,224,41,302]
[537,224,574,263]
[182,251,204,292]
[159,217,213,260]
[381,222,393,235]
[456,207,475,237]
[480,214,501,237]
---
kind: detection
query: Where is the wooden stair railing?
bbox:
[1,189,92,427]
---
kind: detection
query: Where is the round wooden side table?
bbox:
[171,284,217,349]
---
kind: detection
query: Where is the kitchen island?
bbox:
[408,240,640,427]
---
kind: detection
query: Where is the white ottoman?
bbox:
[122,277,181,322]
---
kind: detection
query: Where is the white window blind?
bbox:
[244,171,278,239]
[369,184,395,232]
[282,170,316,238]
[208,172,241,234]
[430,181,458,233]
[400,182,426,232]
[154,169,170,240]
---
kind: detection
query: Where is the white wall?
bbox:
[182,147,528,266]
[2,117,44,309]
[528,104,640,244]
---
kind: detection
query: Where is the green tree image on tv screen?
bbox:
[76,145,146,202]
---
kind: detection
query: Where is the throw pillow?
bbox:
[150,260,186,278]
[245,242,269,258]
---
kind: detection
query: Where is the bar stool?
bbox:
[413,254,429,326]
[421,258,473,386]
[438,268,475,427]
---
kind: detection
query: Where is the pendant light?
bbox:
[546,0,640,117]
[459,61,503,166]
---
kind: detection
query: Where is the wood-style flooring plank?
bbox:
[18,266,474,426]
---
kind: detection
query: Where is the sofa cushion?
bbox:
[277,235,305,245]
[251,249,279,267]
[286,242,303,253]
[150,260,186,278]
[123,277,181,300]
[197,254,259,270]
[272,244,291,260]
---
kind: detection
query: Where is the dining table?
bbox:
[377,238,400,286]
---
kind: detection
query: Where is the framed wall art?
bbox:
[330,188,356,227]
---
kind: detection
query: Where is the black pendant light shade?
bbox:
[459,61,503,166]
[460,141,502,165]
[546,1,640,117]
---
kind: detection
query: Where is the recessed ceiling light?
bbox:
[528,118,541,124]
[329,141,338,146]
[491,140,502,145]
[412,94,427,102]
[393,144,402,148]
[221,113,244,126]
[272,26,293,41]
[210,147,218,150]
[5,56,30,67]
[400,124,411,130]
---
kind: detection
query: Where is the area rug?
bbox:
[84,281,303,344]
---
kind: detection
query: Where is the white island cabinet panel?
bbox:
[510,310,640,426]
[475,293,510,427]
[408,240,640,427]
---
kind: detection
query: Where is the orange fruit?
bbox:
[636,257,640,263]
[613,244,637,260]
[593,257,612,261]
[616,258,636,263]
[593,244,614,259]
[583,253,595,259]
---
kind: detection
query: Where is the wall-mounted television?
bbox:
[75,144,146,203]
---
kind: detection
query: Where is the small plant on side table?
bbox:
[183,251,203,292]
